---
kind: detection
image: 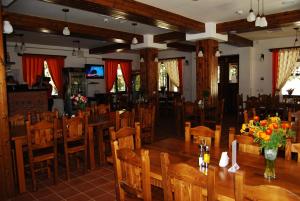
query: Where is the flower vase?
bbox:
[264,148,278,179]
[78,103,86,111]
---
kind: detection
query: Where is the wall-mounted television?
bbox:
[85,64,104,79]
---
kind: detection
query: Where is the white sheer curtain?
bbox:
[164,59,179,87]
[277,48,300,90]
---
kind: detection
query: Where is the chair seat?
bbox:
[67,146,85,154]
[33,153,54,163]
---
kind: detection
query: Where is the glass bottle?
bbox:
[203,145,210,168]
[198,144,204,167]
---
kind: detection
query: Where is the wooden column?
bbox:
[0,8,15,199]
[196,39,219,105]
[139,48,158,96]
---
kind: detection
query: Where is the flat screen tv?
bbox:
[85,64,104,79]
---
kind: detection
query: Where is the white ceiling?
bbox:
[3,0,300,48]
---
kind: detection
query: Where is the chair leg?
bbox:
[30,162,37,191]
[65,153,70,181]
[84,149,88,174]
[53,157,58,185]
[47,160,51,179]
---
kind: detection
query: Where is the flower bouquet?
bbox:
[71,94,88,110]
[240,115,295,179]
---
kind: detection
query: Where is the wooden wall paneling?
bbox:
[89,43,131,54]
[196,39,218,105]
[0,8,15,200]
[154,32,186,43]
[139,48,158,96]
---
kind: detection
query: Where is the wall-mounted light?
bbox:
[154,56,159,62]
[140,57,144,62]
[3,20,13,34]
[197,49,204,57]
[215,49,221,57]
[260,53,264,61]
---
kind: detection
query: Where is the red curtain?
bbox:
[105,60,119,92]
[119,61,132,91]
[46,57,64,96]
[272,50,279,96]
[178,58,183,93]
[22,55,44,86]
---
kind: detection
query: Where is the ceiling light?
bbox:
[259,0,267,27]
[247,0,256,22]
[3,20,13,34]
[131,23,138,45]
[62,8,70,36]
[154,57,159,62]
[198,50,204,57]
[294,27,299,46]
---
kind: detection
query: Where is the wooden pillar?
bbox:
[196,39,218,105]
[139,48,158,96]
[0,8,15,199]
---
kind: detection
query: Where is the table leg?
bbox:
[88,126,96,170]
[15,139,26,193]
[98,128,105,166]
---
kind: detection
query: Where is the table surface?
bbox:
[143,138,300,200]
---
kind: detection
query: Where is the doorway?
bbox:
[218,55,239,115]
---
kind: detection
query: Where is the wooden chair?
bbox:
[160,152,217,201]
[185,121,221,148]
[111,140,151,201]
[27,111,41,124]
[115,109,135,130]
[39,110,59,122]
[202,99,224,128]
[183,101,197,126]
[26,119,58,191]
[234,170,300,201]
[243,108,256,123]
[94,103,110,115]
[62,115,88,180]
[138,104,156,143]
[9,114,25,126]
[228,127,260,155]
[107,122,141,163]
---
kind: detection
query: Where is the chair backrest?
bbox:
[184,101,195,117]
[110,122,141,150]
[185,121,221,148]
[26,119,58,151]
[160,152,216,201]
[39,110,59,122]
[228,127,260,155]
[27,111,41,124]
[111,141,151,201]
[92,104,110,116]
[235,170,300,201]
[9,114,25,126]
[115,109,135,130]
[139,104,155,131]
[243,108,256,123]
[63,115,88,143]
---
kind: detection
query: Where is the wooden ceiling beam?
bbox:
[89,43,130,54]
[38,0,205,33]
[226,33,253,47]
[154,32,186,43]
[217,9,300,33]
[4,11,143,44]
[167,42,196,52]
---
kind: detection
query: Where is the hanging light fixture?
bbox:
[3,20,13,34]
[255,0,261,27]
[132,23,138,44]
[247,0,256,22]
[260,0,268,27]
[197,49,204,57]
[62,8,70,36]
[294,27,299,46]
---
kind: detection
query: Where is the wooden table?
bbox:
[10,115,113,193]
[143,138,300,200]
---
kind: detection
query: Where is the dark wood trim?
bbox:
[4,11,143,44]
[102,58,132,62]
[154,32,186,43]
[159,57,185,61]
[217,9,300,33]
[22,53,67,58]
[167,42,196,52]
[37,0,205,33]
[269,46,300,52]
[89,43,130,54]
[226,34,253,47]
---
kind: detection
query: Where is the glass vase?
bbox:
[264,148,278,179]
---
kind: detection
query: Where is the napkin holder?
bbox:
[219,152,229,167]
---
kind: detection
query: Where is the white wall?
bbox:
[6,42,140,97]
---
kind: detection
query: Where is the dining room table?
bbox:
[10,113,114,193]
[143,138,300,201]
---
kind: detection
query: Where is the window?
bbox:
[134,74,141,92]
[43,60,58,95]
[281,63,300,95]
[110,64,126,93]
[158,62,178,92]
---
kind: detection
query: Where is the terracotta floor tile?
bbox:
[67,177,85,186]
[57,187,79,199]
[98,181,115,192]
[102,173,115,180]
[84,187,106,199]
[30,187,54,199]
[11,193,36,201]
[49,182,70,192]
[73,182,95,192]
[93,193,116,201]
[38,193,64,201]
[90,177,110,186]
[66,193,91,201]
